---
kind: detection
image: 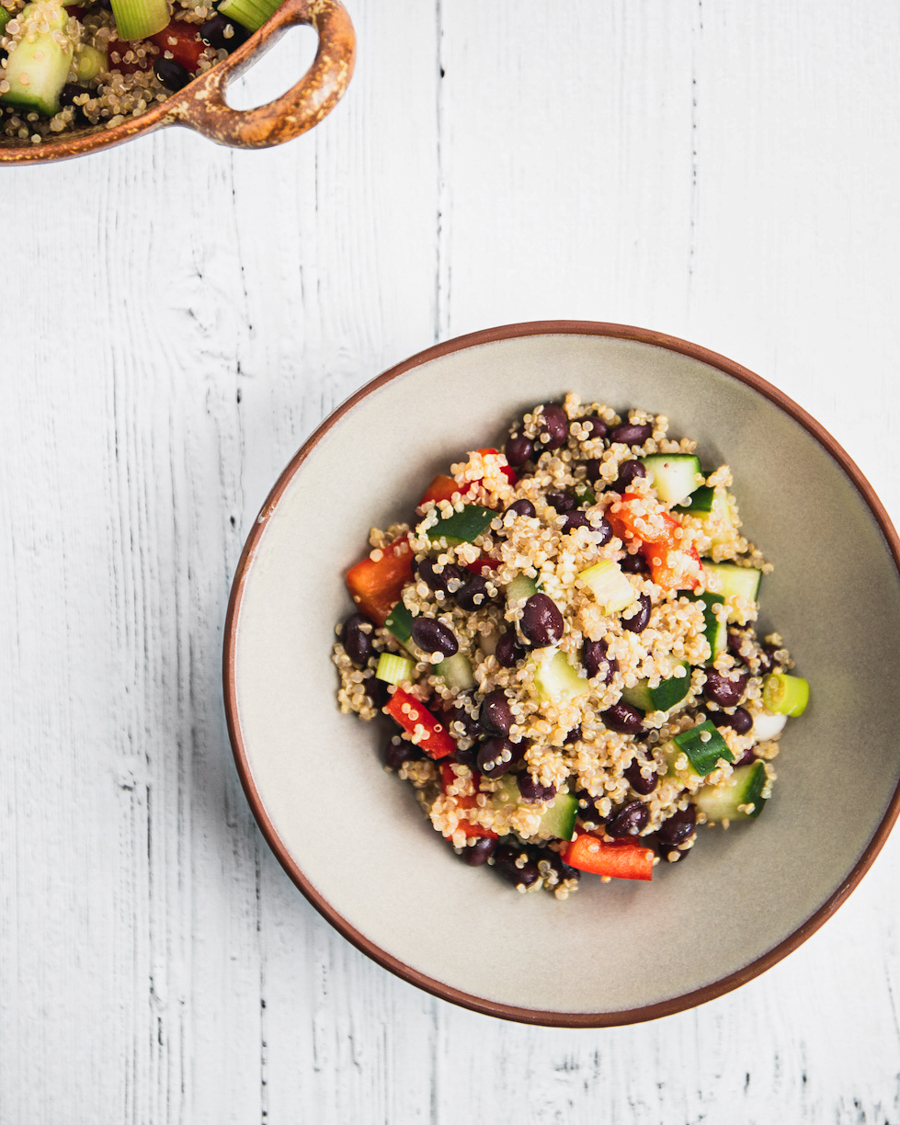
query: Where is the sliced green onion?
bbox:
[763,672,810,717]
[110,0,168,45]
[435,652,475,691]
[578,559,637,614]
[218,0,280,31]
[74,43,107,82]
[375,653,414,685]
[672,721,734,777]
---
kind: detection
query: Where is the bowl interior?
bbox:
[229,329,900,1021]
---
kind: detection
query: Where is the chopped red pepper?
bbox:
[385,689,456,760]
[419,474,472,507]
[346,535,413,626]
[149,20,205,73]
[439,764,498,838]
[606,494,701,591]
[562,833,655,881]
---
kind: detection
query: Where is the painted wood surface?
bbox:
[2,1,900,1121]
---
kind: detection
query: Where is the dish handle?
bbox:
[168,0,355,149]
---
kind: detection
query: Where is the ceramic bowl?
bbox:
[223,322,900,1027]
[0,0,354,164]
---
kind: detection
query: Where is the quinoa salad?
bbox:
[333,395,810,898]
[0,0,271,142]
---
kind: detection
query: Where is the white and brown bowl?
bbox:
[223,322,900,1027]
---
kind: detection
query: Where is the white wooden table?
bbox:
[3,2,900,1120]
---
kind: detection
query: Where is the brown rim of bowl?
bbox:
[223,320,900,1028]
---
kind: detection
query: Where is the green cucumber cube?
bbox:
[671,721,734,777]
[427,504,495,545]
[578,559,637,614]
[531,648,591,704]
[640,453,702,506]
[695,760,768,821]
[703,562,761,605]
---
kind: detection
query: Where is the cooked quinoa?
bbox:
[333,395,810,897]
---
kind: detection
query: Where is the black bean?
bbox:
[624,751,659,795]
[365,677,389,709]
[578,414,608,439]
[611,458,648,493]
[517,774,557,803]
[537,403,569,450]
[727,630,748,656]
[703,667,748,707]
[607,800,649,837]
[602,701,644,734]
[574,790,606,826]
[456,573,493,611]
[464,837,497,866]
[200,11,249,51]
[493,845,540,889]
[479,689,512,737]
[384,738,420,769]
[621,551,649,574]
[583,638,617,683]
[495,631,525,668]
[622,593,651,633]
[505,434,534,468]
[411,617,458,657]
[340,612,374,666]
[562,510,589,532]
[585,459,604,484]
[658,843,691,863]
[504,498,536,519]
[476,737,515,778]
[758,642,781,675]
[732,747,757,768]
[521,593,564,647]
[536,849,581,885]
[546,490,576,513]
[591,516,612,545]
[439,694,479,739]
[59,84,90,126]
[416,557,462,594]
[154,57,192,91]
[709,706,753,735]
[609,421,652,447]
[563,725,582,745]
[657,805,697,846]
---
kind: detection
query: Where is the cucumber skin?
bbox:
[620,662,690,713]
[679,590,727,658]
[427,504,494,545]
[671,721,734,777]
[491,778,577,841]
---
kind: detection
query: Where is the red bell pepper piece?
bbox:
[419,474,472,507]
[642,538,702,592]
[605,493,672,545]
[562,833,655,881]
[149,20,205,73]
[385,689,456,760]
[606,495,701,591]
[346,535,413,626]
[439,765,498,838]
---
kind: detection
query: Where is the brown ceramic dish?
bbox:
[0,0,353,163]
[223,322,900,1027]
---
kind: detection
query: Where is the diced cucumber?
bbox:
[531,648,591,704]
[375,652,414,684]
[763,672,809,717]
[384,601,413,648]
[435,652,476,691]
[1,2,75,117]
[620,658,691,714]
[427,504,495,545]
[491,776,577,841]
[578,559,637,614]
[0,8,11,31]
[695,760,768,821]
[679,590,728,658]
[702,562,761,605]
[670,721,734,777]
[505,573,539,606]
[674,485,716,514]
[640,454,702,506]
[677,487,738,549]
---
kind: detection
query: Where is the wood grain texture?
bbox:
[1,0,899,1121]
